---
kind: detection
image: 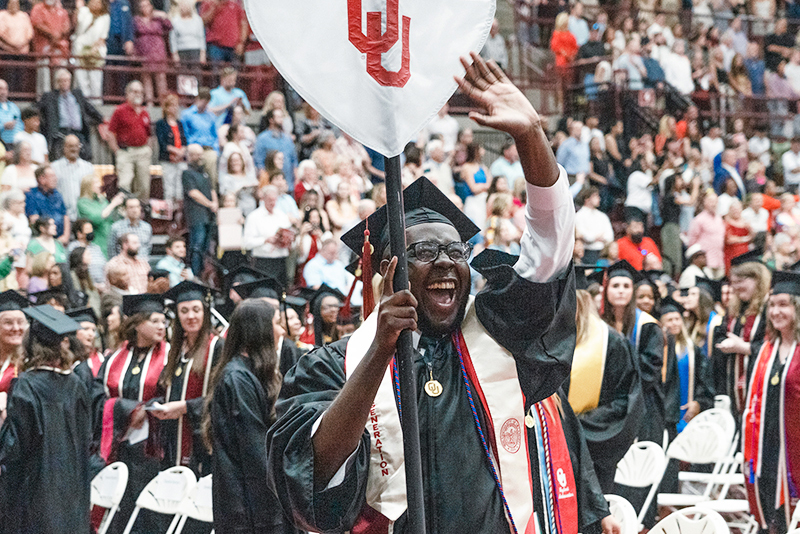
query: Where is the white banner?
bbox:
[244,0,496,157]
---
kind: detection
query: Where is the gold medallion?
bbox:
[525,414,535,428]
[175,367,182,377]
[424,379,443,397]
[771,374,780,386]
[131,367,141,375]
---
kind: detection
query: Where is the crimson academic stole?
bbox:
[344,297,576,534]
[0,356,16,393]
[742,339,799,529]
[164,335,219,467]
[100,341,169,461]
[728,313,760,412]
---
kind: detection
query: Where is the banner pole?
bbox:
[383,154,427,534]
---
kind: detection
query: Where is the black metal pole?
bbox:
[383,154,427,534]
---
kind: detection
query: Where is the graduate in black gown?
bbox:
[204,299,297,534]
[69,307,105,383]
[562,289,643,493]
[267,55,586,534]
[712,252,770,416]
[232,277,302,378]
[0,304,91,534]
[152,282,223,473]
[743,270,800,533]
[93,294,170,534]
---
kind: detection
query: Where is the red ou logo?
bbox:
[348,0,411,87]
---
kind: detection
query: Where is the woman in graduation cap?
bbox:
[712,250,770,415]
[563,289,643,493]
[152,281,223,484]
[0,304,92,534]
[742,270,800,533]
[68,306,104,379]
[203,298,294,534]
[600,260,668,445]
[93,293,169,534]
[684,277,724,358]
[0,291,29,397]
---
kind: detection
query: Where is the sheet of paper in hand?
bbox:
[244,0,495,157]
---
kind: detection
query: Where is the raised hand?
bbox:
[454,52,540,140]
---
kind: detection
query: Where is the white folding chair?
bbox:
[614,441,667,527]
[91,462,129,534]
[169,474,214,534]
[604,494,638,534]
[714,395,731,412]
[657,422,729,509]
[122,466,197,534]
[790,504,800,531]
[677,410,743,494]
[650,506,730,534]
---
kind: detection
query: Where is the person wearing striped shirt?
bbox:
[51,134,93,222]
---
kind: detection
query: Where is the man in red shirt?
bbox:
[29,0,70,96]
[616,212,662,270]
[108,81,153,200]
[200,0,247,62]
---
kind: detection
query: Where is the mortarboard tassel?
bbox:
[361,226,375,319]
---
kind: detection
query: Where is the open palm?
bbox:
[455,52,541,139]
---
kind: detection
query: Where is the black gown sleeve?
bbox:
[710,318,730,397]
[663,335,682,428]
[557,390,611,534]
[472,255,577,406]
[694,345,715,412]
[267,340,371,533]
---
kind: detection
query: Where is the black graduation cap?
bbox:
[771,270,800,296]
[23,305,80,345]
[0,290,30,313]
[29,286,67,306]
[233,277,283,301]
[606,260,644,283]
[695,277,722,303]
[225,265,268,288]
[340,176,480,275]
[730,249,762,267]
[284,294,308,315]
[66,306,98,325]
[659,296,685,317]
[122,294,165,317]
[163,280,214,305]
[148,269,170,281]
[300,284,346,310]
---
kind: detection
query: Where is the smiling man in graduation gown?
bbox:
[267,55,579,534]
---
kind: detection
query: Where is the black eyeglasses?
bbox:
[407,241,473,264]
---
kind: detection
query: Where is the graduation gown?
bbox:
[93,341,169,534]
[628,310,668,444]
[743,339,800,532]
[562,318,643,493]
[159,335,223,475]
[711,306,767,414]
[675,342,715,434]
[279,338,301,378]
[267,260,576,534]
[0,368,92,534]
[209,354,296,534]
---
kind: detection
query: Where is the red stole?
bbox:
[165,335,218,467]
[86,350,105,378]
[0,356,16,393]
[743,339,799,529]
[100,341,168,461]
[728,313,760,412]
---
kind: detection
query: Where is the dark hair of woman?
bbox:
[302,207,329,233]
[160,301,213,389]
[31,217,51,237]
[264,149,281,174]
[465,142,482,163]
[22,332,74,371]
[69,246,96,292]
[202,299,281,451]
[601,278,638,336]
[120,312,158,346]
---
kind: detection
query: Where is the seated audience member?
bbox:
[25,166,68,243]
[104,233,150,294]
[68,218,106,289]
[155,236,194,287]
[616,212,661,270]
[1,141,37,192]
[107,197,153,260]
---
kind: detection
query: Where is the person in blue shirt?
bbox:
[25,166,69,241]
[208,67,251,128]
[107,0,134,56]
[744,41,766,95]
[254,108,298,189]
[556,121,590,177]
[181,87,220,187]
[0,80,22,147]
